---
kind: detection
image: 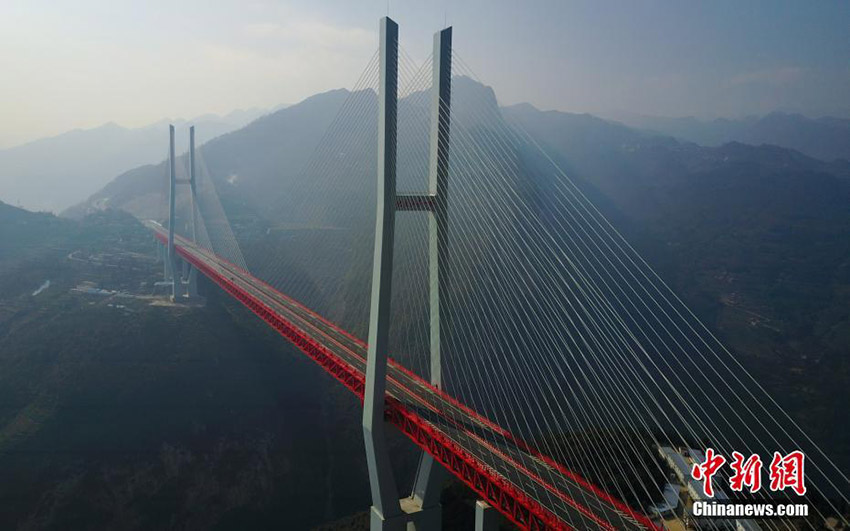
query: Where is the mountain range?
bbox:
[0,108,272,214]
[604,110,850,162]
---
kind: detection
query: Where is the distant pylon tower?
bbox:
[165,125,199,300]
[186,126,199,298]
[166,124,179,299]
[362,17,452,531]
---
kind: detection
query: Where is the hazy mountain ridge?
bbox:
[604,110,850,162]
[64,90,349,222]
[0,108,270,214]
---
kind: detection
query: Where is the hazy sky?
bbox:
[1,0,848,148]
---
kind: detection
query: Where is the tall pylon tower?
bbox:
[362,17,453,531]
[165,125,199,300]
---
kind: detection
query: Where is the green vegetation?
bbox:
[0,203,391,529]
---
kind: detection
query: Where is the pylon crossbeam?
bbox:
[396,194,436,211]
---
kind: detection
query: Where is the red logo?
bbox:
[691,449,806,496]
[691,448,726,497]
[769,450,806,495]
[729,451,762,493]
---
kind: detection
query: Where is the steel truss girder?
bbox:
[160,235,563,530]
[155,231,657,531]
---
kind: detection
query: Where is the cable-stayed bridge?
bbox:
[147,17,849,531]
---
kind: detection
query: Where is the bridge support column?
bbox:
[183,125,200,299]
[408,26,453,528]
[364,19,454,531]
[167,124,184,300]
[368,496,441,531]
[163,252,171,280]
[156,240,167,276]
[363,16,404,530]
[474,501,501,531]
[160,241,172,281]
[406,460,443,530]
[185,266,198,298]
[165,124,202,301]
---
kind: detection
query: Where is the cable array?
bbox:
[157,43,849,529]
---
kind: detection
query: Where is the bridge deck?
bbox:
[152,225,656,531]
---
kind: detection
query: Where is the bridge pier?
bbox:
[185,265,198,297]
[409,451,444,528]
[368,497,441,531]
[156,239,169,279]
[363,18,453,531]
[474,501,501,531]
